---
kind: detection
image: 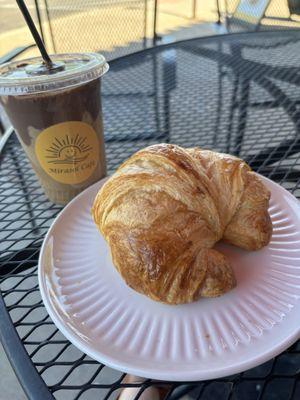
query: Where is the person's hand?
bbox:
[118,375,168,400]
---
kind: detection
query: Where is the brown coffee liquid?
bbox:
[0,79,106,204]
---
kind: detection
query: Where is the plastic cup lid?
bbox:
[0,53,109,96]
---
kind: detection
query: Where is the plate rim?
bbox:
[38,175,300,381]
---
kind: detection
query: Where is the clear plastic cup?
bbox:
[0,53,109,205]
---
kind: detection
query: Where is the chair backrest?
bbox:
[225,0,300,32]
[288,0,300,15]
[226,0,271,32]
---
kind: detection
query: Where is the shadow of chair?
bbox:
[180,33,300,184]
[103,48,177,145]
[219,36,300,165]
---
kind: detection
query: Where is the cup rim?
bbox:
[0,52,109,96]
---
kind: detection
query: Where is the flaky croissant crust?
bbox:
[92,144,272,304]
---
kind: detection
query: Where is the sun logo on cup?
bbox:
[45,134,92,165]
[36,121,100,184]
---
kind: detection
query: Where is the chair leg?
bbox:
[216,0,221,24]
[229,44,249,157]
[234,76,250,156]
[152,53,161,139]
[226,74,239,154]
[214,41,224,147]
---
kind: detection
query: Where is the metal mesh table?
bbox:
[1,30,300,400]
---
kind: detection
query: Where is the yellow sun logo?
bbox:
[45,134,92,165]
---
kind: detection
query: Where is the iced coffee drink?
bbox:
[0,53,109,205]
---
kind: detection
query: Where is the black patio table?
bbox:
[0,30,300,400]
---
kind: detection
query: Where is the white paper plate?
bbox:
[38,176,300,381]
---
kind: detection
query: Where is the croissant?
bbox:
[92,144,272,304]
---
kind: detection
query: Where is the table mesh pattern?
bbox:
[1,32,300,400]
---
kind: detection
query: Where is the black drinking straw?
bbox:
[16,0,53,68]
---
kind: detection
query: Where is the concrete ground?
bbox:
[0,0,219,59]
[0,0,299,60]
[0,343,26,400]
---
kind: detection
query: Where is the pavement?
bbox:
[0,343,26,400]
[0,0,219,59]
[1,0,298,60]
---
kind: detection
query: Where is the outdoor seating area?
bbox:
[0,1,300,400]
